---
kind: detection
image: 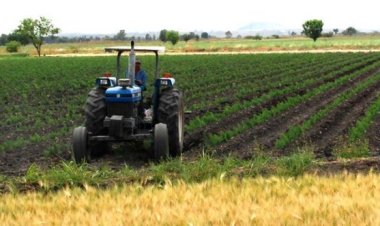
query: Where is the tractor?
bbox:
[72,41,184,162]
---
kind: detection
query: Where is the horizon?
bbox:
[1,0,380,35]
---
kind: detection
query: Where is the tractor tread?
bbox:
[85,87,107,134]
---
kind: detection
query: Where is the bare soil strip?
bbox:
[310,156,380,175]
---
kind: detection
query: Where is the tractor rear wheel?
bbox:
[157,88,184,157]
[72,126,90,163]
[154,123,169,160]
[85,87,107,155]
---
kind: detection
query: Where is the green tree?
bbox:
[114,30,126,40]
[342,27,358,36]
[159,29,168,42]
[225,30,232,38]
[166,30,179,45]
[302,19,323,42]
[0,34,8,45]
[145,33,152,41]
[7,32,30,45]
[16,17,60,56]
[201,32,209,39]
[181,33,191,42]
[333,28,339,35]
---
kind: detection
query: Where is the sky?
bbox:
[1,0,380,35]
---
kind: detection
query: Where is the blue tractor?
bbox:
[72,41,184,162]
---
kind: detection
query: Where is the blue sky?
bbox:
[1,0,379,34]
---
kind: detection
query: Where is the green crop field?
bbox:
[1,52,380,174]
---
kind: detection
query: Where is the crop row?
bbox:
[205,60,380,147]
[186,54,380,133]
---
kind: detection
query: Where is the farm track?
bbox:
[184,60,380,152]
[204,66,380,159]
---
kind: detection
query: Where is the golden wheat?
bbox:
[1,173,379,225]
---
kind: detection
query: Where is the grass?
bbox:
[333,140,371,159]
[0,151,314,193]
[0,150,315,192]
[1,173,380,225]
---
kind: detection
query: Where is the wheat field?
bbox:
[1,173,379,225]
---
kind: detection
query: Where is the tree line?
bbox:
[1,16,375,56]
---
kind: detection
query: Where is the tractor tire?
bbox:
[84,87,108,155]
[72,126,90,163]
[157,88,184,157]
[154,123,169,160]
[85,87,106,135]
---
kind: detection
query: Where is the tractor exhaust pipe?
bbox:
[128,41,136,85]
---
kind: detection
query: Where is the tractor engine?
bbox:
[104,79,142,138]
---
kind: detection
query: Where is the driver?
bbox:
[135,59,147,91]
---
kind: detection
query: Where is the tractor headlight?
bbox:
[118,79,131,87]
[99,79,109,85]
[96,77,110,87]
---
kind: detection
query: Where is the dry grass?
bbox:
[1,173,379,225]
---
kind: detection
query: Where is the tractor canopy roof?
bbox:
[105,46,165,54]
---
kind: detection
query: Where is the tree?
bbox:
[333,28,339,35]
[7,31,30,45]
[225,30,232,38]
[181,34,191,42]
[166,30,179,45]
[159,29,168,42]
[114,30,126,40]
[201,32,209,39]
[189,32,196,39]
[16,17,59,56]
[302,19,323,42]
[342,27,358,36]
[145,33,152,41]
[0,34,8,46]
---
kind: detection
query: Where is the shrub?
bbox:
[6,41,21,53]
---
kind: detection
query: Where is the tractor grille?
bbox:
[107,103,137,118]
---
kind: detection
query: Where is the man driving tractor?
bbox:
[134,59,147,91]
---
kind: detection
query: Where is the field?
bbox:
[1,36,380,56]
[1,51,380,223]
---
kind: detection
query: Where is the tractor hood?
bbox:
[105,86,142,103]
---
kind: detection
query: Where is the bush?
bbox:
[6,41,21,53]
[244,35,262,40]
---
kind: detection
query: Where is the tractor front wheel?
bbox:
[72,126,90,163]
[154,123,169,161]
